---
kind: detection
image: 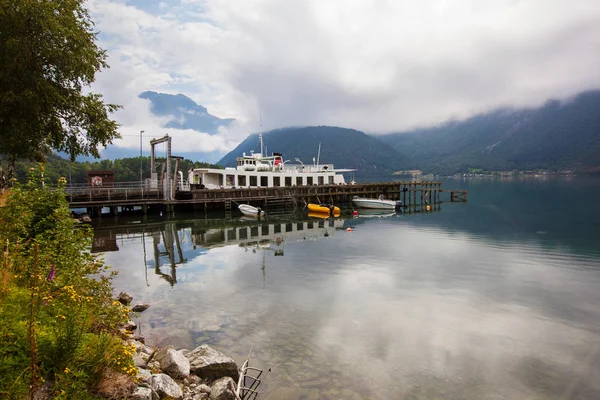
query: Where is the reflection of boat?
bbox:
[238,204,265,218]
[307,203,340,214]
[355,210,397,218]
[352,195,401,210]
[308,211,340,219]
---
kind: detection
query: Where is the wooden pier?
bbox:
[66,181,466,216]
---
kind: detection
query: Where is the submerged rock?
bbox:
[186,345,239,381]
[132,303,151,312]
[118,291,133,305]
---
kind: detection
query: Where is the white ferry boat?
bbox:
[184,137,355,190]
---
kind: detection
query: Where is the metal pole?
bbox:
[140,130,144,187]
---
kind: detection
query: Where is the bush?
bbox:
[0,168,135,399]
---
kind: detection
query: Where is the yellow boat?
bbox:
[308,211,340,219]
[307,203,340,214]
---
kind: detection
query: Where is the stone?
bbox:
[130,386,159,400]
[147,360,161,373]
[154,346,191,378]
[132,303,151,313]
[124,320,137,331]
[186,345,239,381]
[133,353,148,368]
[136,368,152,382]
[118,291,133,305]
[209,377,237,400]
[149,373,183,399]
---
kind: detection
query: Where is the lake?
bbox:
[94,177,600,400]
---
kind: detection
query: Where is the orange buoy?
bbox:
[426,205,431,211]
[346,227,352,232]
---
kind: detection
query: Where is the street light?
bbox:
[294,157,305,169]
[140,130,145,187]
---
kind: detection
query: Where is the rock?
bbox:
[147,360,161,373]
[198,384,211,394]
[130,339,153,355]
[209,377,237,400]
[131,334,146,343]
[132,303,151,313]
[154,346,191,378]
[186,345,239,381]
[149,373,183,399]
[130,386,159,400]
[124,320,137,331]
[118,291,133,305]
[133,353,148,368]
[136,368,152,382]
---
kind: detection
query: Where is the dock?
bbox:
[66,181,467,217]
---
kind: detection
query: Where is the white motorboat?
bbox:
[238,204,265,218]
[352,195,401,210]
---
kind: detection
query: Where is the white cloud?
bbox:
[88,0,600,158]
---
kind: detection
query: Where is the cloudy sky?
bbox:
[88,0,600,157]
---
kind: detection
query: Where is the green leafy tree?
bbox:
[0,0,120,185]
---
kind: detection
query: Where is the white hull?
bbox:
[352,196,399,210]
[238,204,265,217]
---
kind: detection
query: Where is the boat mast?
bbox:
[259,114,264,156]
[316,142,321,169]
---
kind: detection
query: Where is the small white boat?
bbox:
[238,204,265,218]
[352,195,401,210]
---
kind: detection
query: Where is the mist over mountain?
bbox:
[378,90,600,174]
[138,91,235,134]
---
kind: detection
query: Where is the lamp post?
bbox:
[294,157,305,169]
[140,130,144,187]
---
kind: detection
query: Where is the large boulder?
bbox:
[186,345,239,381]
[209,377,237,400]
[149,373,183,399]
[154,346,191,378]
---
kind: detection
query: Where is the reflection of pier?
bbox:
[151,223,186,286]
[192,218,345,250]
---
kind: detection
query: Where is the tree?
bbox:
[0,0,120,186]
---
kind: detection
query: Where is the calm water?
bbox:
[95,177,600,399]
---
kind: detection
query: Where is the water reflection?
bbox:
[95,208,600,399]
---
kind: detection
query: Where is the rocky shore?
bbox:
[118,292,243,400]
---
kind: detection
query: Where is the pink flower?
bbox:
[47,266,56,282]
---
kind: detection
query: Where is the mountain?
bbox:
[217,126,413,181]
[139,91,235,134]
[378,90,600,174]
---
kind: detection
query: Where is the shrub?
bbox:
[0,168,135,398]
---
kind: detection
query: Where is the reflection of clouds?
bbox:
[313,224,600,397]
[102,218,600,398]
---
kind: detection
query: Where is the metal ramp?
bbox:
[236,352,266,400]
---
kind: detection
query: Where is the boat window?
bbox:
[296,222,303,230]
[226,175,235,186]
[307,177,313,185]
[274,224,281,234]
[260,176,268,187]
[328,175,334,184]
[296,176,303,186]
[273,176,280,187]
[227,229,236,240]
[318,176,324,185]
[250,176,257,187]
[260,224,269,235]
[285,177,292,187]
[238,175,247,186]
[250,226,259,238]
[285,223,293,232]
[239,228,248,240]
